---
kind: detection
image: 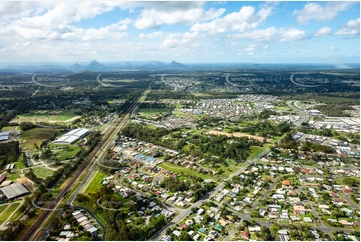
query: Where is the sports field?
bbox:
[11,110,80,123]
[138,108,170,118]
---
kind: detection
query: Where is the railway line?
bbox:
[19,79,155,241]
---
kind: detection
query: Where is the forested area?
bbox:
[0,141,20,167]
[242,121,292,138]
[121,123,262,162]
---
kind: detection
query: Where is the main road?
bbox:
[21,78,155,241]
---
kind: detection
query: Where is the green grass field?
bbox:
[9,205,24,222]
[84,170,107,194]
[50,145,81,160]
[158,162,217,182]
[0,203,21,225]
[138,108,170,118]
[247,146,268,160]
[13,110,79,123]
[0,204,9,215]
[6,170,22,180]
[20,127,61,150]
[33,166,54,179]
[1,126,19,131]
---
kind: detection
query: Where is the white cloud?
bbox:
[228,27,306,42]
[293,2,354,24]
[134,7,225,29]
[230,27,278,40]
[329,46,338,51]
[162,31,202,49]
[314,26,332,36]
[279,28,307,42]
[262,44,269,50]
[334,18,360,36]
[139,31,166,39]
[190,6,272,34]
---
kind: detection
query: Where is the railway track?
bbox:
[19,79,155,241]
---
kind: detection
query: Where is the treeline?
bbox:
[301,142,334,153]
[146,90,194,100]
[242,121,291,138]
[0,141,20,167]
[20,122,37,131]
[121,123,170,144]
[160,177,189,192]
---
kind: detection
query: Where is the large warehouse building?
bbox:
[1,182,29,199]
[52,128,90,145]
[0,131,9,141]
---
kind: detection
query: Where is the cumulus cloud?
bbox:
[279,28,307,42]
[228,27,306,42]
[134,7,225,29]
[139,31,166,39]
[334,17,360,36]
[190,6,272,34]
[162,31,202,48]
[314,26,332,36]
[229,27,278,40]
[293,2,354,24]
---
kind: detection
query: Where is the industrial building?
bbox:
[52,128,90,145]
[0,131,9,141]
[0,182,29,199]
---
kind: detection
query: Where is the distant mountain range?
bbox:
[0,60,358,73]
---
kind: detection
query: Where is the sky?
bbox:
[0,1,360,64]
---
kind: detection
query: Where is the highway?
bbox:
[150,148,270,241]
[20,78,154,241]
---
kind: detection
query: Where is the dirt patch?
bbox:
[207,130,269,142]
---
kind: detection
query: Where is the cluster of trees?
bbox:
[278,133,299,150]
[0,141,20,167]
[159,177,189,192]
[242,121,291,138]
[121,123,170,144]
[19,122,37,131]
[146,90,194,100]
[301,142,334,153]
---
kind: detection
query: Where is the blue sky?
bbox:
[0,1,359,64]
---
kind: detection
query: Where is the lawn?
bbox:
[0,204,9,215]
[51,145,81,160]
[6,170,22,180]
[20,127,61,150]
[138,108,170,118]
[0,203,21,225]
[14,110,79,123]
[33,166,55,179]
[247,146,268,160]
[9,205,24,222]
[1,126,20,131]
[84,170,107,194]
[158,162,217,182]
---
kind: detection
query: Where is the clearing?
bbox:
[206,130,269,142]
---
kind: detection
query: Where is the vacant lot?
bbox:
[12,110,80,123]
[159,162,217,182]
[33,166,55,179]
[84,171,107,194]
[206,130,269,142]
[20,128,61,150]
[138,108,169,118]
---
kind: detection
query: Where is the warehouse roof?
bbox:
[0,182,29,199]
